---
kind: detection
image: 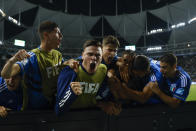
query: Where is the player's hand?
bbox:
[107,76,122,99]
[0,106,8,118]
[9,49,30,63]
[70,82,82,95]
[107,69,115,78]
[149,82,160,95]
[63,59,79,73]
[97,101,121,116]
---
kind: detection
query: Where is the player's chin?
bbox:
[7,85,15,91]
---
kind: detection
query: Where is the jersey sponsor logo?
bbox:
[170,84,176,92]
[80,82,100,94]
[175,88,184,95]
[59,89,72,108]
[46,65,60,78]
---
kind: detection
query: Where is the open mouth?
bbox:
[90,62,96,70]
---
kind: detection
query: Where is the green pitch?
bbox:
[186,84,196,101]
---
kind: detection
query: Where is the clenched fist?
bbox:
[9,49,30,63]
[70,82,82,95]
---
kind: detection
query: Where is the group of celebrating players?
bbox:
[0,21,191,117]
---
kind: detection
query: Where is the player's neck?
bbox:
[40,41,52,52]
[169,69,177,79]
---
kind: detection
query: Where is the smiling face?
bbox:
[82,45,102,74]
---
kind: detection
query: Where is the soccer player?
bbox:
[150,53,191,108]
[56,40,121,115]
[1,21,64,109]
[68,35,120,70]
[0,74,23,117]
[108,54,161,104]
[101,35,120,70]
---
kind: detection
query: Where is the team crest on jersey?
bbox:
[170,84,176,92]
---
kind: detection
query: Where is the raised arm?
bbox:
[1,49,30,78]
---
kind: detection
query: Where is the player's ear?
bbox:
[173,63,177,69]
[81,52,84,60]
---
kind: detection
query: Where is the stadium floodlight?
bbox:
[188,17,196,24]
[147,46,162,51]
[176,22,185,28]
[125,45,136,51]
[14,39,25,47]
[171,22,185,29]
[148,28,163,35]
[171,25,176,29]
[0,9,6,17]
[8,16,21,26]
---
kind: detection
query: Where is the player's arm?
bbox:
[96,77,122,116]
[121,81,153,103]
[55,66,80,115]
[1,49,30,79]
[150,82,181,108]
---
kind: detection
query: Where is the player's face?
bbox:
[116,54,132,67]
[82,46,102,74]
[160,62,175,78]
[102,44,118,64]
[46,27,63,49]
[5,75,21,91]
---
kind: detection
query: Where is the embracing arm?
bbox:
[150,82,182,108]
[123,82,153,103]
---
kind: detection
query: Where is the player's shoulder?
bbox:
[60,66,75,75]
[52,49,62,55]
[177,66,191,79]
[98,64,107,72]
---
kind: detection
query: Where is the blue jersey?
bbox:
[55,63,110,115]
[132,59,162,91]
[0,77,22,110]
[159,66,191,101]
[17,47,64,109]
[129,59,162,104]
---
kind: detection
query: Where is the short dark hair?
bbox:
[83,40,102,51]
[159,53,177,67]
[132,55,149,71]
[38,21,58,39]
[102,35,120,47]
